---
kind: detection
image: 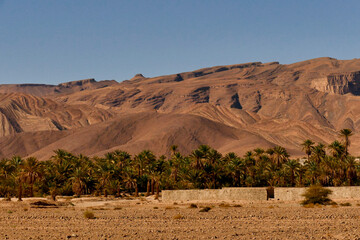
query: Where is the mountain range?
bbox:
[1,57,360,160]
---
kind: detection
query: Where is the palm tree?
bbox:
[344,157,357,186]
[295,165,307,187]
[253,148,265,162]
[190,149,204,169]
[301,139,315,161]
[0,159,17,199]
[284,160,300,187]
[312,143,326,164]
[264,161,278,186]
[225,153,245,186]
[328,140,345,159]
[198,145,211,156]
[206,148,222,165]
[51,149,73,165]
[152,156,167,199]
[70,166,89,196]
[305,161,320,184]
[170,152,183,184]
[19,157,43,197]
[339,129,353,156]
[123,167,139,197]
[170,145,178,156]
[136,150,156,196]
[272,146,289,167]
[95,159,114,197]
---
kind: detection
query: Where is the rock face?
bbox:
[311,71,360,95]
[2,57,360,160]
[0,93,113,138]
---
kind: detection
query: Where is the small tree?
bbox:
[301,185,333,205]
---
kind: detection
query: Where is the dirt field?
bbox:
[0,197,360,240]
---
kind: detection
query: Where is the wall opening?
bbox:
[266,187,274,200]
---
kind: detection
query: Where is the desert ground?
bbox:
[1,196,360,240]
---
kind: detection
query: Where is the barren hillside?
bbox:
[1,57,360,159]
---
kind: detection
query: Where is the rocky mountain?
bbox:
[1,57,360,160]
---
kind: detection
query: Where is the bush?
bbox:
[339,202,351,207]
[199,206,211,212]
[189,203,198,208]
[173,214,184,219]
[219,203,231,208]
[301,185,333,206]
[83,210,95,219]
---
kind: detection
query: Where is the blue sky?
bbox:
[1,0,360,84]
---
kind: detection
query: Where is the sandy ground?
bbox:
[0,197,360,240]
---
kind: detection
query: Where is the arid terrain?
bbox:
[1,197,360,240]
[2,57,360,159]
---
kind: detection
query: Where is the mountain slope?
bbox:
[2,57,360,159]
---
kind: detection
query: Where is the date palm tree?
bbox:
[70,166,89,196]
[284,159,300,187]
[344,157,357,186]
[301,139,315,161]
[170,145,178,156]
[19,157,43,197]
[123,166,139,197]
[339,128,353,156]
[190,149,204,169]
[170,152,183,184]
[312,143,326,164]
[272,146,289,167]
[226,153,245,186]
[95,159,114,197]
[328,140,345,159]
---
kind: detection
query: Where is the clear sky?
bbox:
[1,0,360,84]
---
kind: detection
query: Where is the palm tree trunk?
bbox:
[212,174,216,189]
[151,179,155,195]
[174,168,178,183]
[155,181,160,200]
[146,180,150,196]
[134,184,139,197]
[30,184,34,197]
[18,184,23,201]
[50,187,57,201]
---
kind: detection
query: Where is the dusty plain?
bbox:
[0,197,360,240]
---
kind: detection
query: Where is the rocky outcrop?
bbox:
[130,74,146,81]
[57,78,96,88]
[0,79,118,97]
[311,71,360,95]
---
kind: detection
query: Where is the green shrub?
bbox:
[83,210,95,219]
[301,185,333,206]
[339,202,351,207]
[199,206,211,212]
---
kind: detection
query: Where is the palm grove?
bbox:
[0,129,358,200]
